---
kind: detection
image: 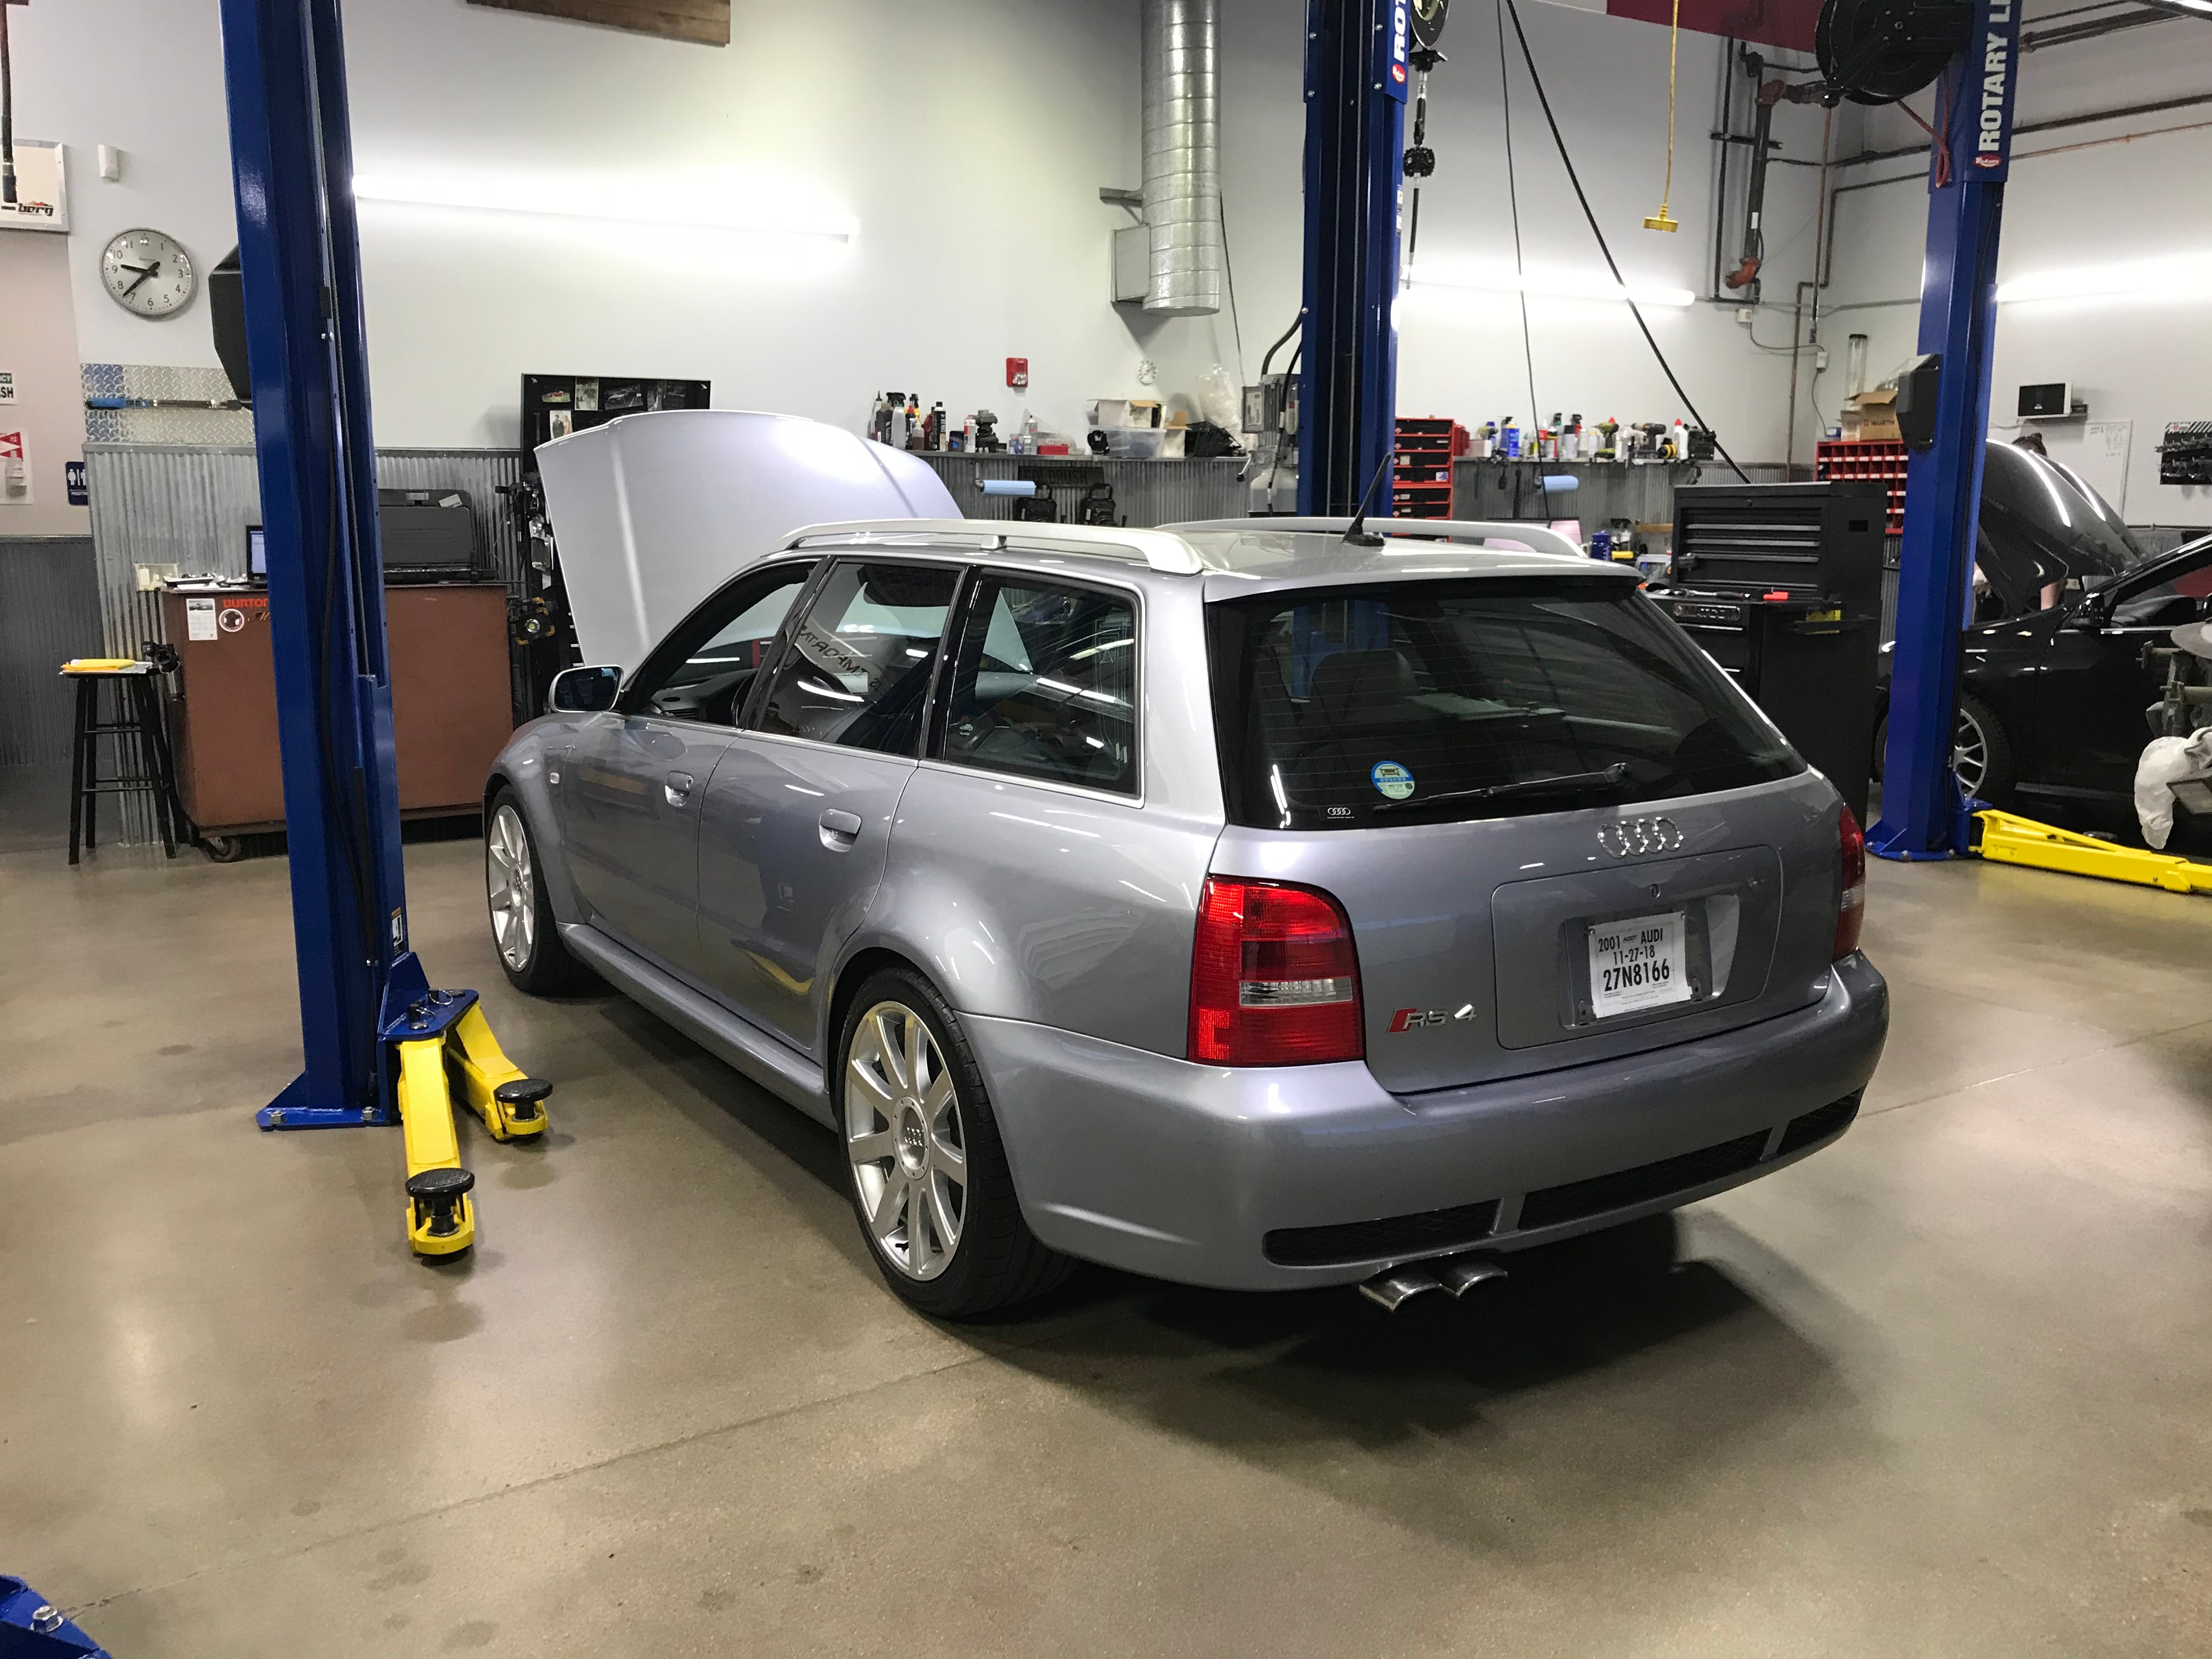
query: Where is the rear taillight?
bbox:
[1189,877,1364,1065]
[1834,805,1867,960]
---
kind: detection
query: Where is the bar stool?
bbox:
[61,658,182,864]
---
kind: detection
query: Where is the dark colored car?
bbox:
[1944,532,2212,805]
[1877,444,2210,806]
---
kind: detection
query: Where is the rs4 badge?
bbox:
[1388,1005,1478,1032]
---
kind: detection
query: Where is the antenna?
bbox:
[1342,449,1399,548]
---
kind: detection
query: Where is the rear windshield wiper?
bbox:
[1369,763,1629,814]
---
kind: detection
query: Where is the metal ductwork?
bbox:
[1140,0,1222,316]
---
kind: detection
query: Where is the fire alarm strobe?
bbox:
[1006,357,1029,390]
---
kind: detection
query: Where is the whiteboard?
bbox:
[2037,419,2132,519]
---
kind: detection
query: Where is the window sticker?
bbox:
[1370,760,1415,800]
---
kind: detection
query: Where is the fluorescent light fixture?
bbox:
[1408,261,1695,308]
[1997,252,2212,305]
[351,171,855,244]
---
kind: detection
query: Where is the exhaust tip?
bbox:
[1358,1266,1446,1311]
[1436,1255,1509,1297]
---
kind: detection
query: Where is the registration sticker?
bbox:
[1370,760,1415,800]
[1587,910,1691,1018]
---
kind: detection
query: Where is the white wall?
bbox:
[1158,0,1836,467]
[9,4,238,379]
[13,0,1177,448]
[0,232,91,534]
[1817,15,2212,524]
[22,0,2193,494]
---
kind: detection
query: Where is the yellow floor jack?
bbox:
[1970,809,2212,896]
[389,990,552,1258]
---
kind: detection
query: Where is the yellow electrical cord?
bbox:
[1643,0,1681,232]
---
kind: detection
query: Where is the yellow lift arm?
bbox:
[1972,809,2212,896]
[389,990,551,1257]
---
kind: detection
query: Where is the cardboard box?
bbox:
[1842,387,1901,443]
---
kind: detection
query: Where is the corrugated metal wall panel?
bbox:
[78,444,523,842]
[919,456,1247,527]
[0,537,106,766]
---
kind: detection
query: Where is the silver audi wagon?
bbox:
[483,516,1887,1317]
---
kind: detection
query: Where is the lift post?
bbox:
[1297,0,1410,515]
[218,0,549,1253]
[1868,0,2020,861]
[219,0,416,1125]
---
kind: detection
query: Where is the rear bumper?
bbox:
[966,953,1888,1290]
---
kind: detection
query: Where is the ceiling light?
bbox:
[1408,261,1695,308]
[1996,253,2212,305]
[351,172,855,244]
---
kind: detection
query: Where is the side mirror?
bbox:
[548,664,622,713]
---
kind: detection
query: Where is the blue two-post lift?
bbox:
[1297,0,1411,517]
[216,0,547,1259]
[217,0,424,1127]
[1869,0,2021,861]
[1293,0,2019,861]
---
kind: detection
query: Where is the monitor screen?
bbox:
[247,526,266,579]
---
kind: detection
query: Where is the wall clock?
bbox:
[100,228,197,318]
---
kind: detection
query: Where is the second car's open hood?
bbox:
[536,409,957,672]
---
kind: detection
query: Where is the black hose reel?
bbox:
[1814,0,1973,105]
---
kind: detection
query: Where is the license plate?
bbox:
[1587,910,1691,1019]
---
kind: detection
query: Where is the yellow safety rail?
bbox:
[1973,809,2212,895]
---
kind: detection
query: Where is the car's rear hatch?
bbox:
[1203,573,1846,1093]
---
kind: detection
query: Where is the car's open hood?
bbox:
[536,410,957,672]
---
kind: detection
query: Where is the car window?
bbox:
[2109,541,2212,629]
[627,562,811,726]
[936,577,1139,794]
[751,560,959,755]
[1208,577,1802,830]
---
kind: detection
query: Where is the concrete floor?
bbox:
[4,838,2210,1657]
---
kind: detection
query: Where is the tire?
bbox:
[1953,693,2016,803]
[485,789,594,995]
[835,967,1072,1319]
[1871,696,2015,802]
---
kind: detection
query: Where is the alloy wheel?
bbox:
[1951,707,1990,798]
[845,1000,966,1281]
[487,803,535,971]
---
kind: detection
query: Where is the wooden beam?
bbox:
[466,0,730,48]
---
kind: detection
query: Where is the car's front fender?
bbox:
[486,715,589,927]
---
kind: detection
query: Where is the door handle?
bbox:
[664,771,696,807]
[819,808,863,847]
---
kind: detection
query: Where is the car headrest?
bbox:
[1306,648,1418,724]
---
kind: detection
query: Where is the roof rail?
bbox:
[1164,516,1590,564]
[781,518,1205,575]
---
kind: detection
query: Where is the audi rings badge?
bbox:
[1597,816,1684,859]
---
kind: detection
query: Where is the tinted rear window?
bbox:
[1208,578,1802,830]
